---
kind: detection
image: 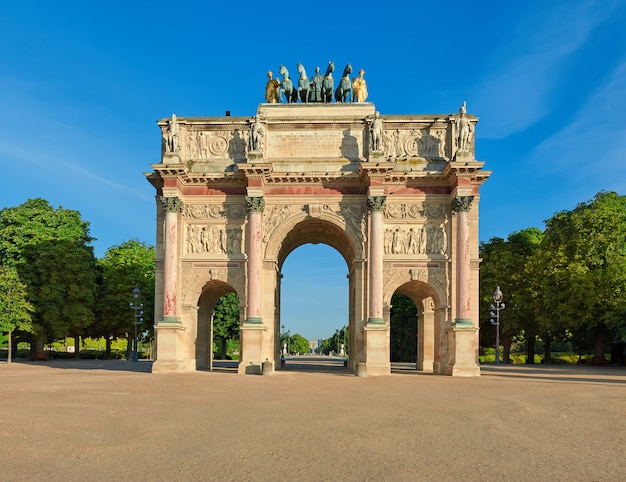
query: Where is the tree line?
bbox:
[3,191,625,365]
[0,198,155,362]
[479,191,626,364]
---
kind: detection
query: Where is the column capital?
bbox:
[367,195,386,213]
[160,196,184,213]
[451,195,474,213]
[245,196,265,213]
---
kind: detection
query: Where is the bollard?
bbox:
[262,359,273,375]
[356,362,367,377]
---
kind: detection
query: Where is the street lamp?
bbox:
[129,285,144,362]
[490,286,505,365]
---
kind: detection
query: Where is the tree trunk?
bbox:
[220,338,227,360]
[74,335,80,360]
[126,333,132,361]
[11,336,18,361]
[502,333,513,364]
[32,334,46,361]
[543,338,552,364]
[7,330,12,364]
[593,323,607,364]
[526,332,536,364]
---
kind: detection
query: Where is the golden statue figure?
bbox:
[265,71,280,103]
[352,69,368,103]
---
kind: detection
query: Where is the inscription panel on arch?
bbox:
[267,130,363,159]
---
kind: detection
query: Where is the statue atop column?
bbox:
[249,116,264,152]
[165,114,179,153]
[369,111,384,152]
[456,101,473,154]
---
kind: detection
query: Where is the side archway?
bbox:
[384,272,448,374]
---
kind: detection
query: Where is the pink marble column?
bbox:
[160,196,183,322]
[367,196,386,324]
[452,196,474,326]
[245,196,264,324]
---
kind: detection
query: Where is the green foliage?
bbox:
[92,240,155,348]
[390,294,417,362]
[289,333,310,355]
[479,228,543,362]
[533,191,626,358]
[0,264,35,334]
[0,199,97,347]
[213,293,240,359]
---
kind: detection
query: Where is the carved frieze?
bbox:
[383,203,449,220]
[184,224,243,256]
[183,203,246,220]
[384,223,448,256]
[380,127,449,161]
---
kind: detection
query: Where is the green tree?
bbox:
[0,199,97,358]
[480,228,543,363]
[533,191,626,363]
[212,293,240,359]
[92,240,155,359]
[0,264,35,362]
[390,294,417,362]
[289,333,310,355]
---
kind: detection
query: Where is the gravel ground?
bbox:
[1,358,625,481]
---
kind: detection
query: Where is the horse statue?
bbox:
[335,64,352,102]
[321,61,334,103]
[296,62,310,103]
[279,64,298,103]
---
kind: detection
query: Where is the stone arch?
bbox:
[384,269,448,374]
[182,268,245,309]
[262,213,361,371]
[264,209,364,265]
[195,279,241,370]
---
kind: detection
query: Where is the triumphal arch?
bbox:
[146,77,490,376]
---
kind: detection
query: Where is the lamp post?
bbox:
[490,286,505,365]
[129,285,144,363]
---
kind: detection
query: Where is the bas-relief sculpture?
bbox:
[160,110,474,167]
[383,224,448,256]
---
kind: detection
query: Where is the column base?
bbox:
[153,321,187,373]
[363,323,390,376]
[444,325,480,377]
[238,322,266,374]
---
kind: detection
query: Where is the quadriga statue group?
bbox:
[265,62,368,104]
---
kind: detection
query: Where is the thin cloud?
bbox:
[530,60,626,191]
[475,0,620,139]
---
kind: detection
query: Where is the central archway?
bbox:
[280,243,348,372]
[266,216,363,371]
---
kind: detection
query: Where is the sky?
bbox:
[2,0,625,341]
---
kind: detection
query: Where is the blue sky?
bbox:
[2,1,625,341]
